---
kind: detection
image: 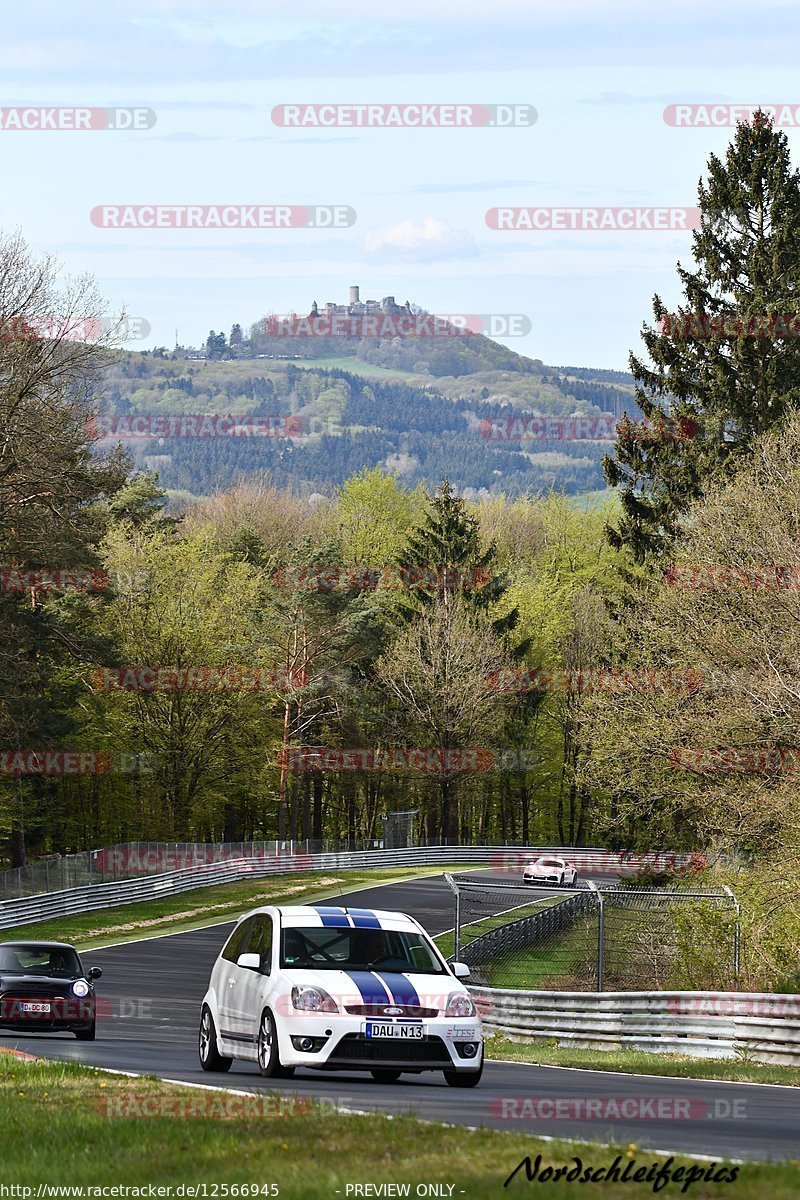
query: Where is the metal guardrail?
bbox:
[0,846,699,932]
[470,986,800,1065]
[0,841,707,900]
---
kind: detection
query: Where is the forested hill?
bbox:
[100,349,641,503]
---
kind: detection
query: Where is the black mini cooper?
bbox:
[0,941,102,1040]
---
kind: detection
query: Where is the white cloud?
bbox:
[364,216,477,262]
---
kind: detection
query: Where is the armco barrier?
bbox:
[1,840,706,899]
[470,987,800,1066]
[0,845,702,932]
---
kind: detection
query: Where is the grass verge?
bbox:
[485,1034,800,1087]
[6,866,466,950]
[434,895,562,962]
[1,1052,798,1197]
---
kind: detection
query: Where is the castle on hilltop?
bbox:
[310,285,413,319]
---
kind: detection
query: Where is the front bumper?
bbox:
[276,1013,483,1071]
[0,994,95,1032]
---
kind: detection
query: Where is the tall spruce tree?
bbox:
[397,478,527,650]
[604,112,800,562]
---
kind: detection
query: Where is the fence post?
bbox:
[444,873,460,961]
[722,885,740,981]
[586,880,604,991]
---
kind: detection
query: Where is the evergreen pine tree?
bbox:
[397,478,528,652]
[604,112,800,561]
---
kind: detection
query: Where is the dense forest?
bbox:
[99,355,639,500]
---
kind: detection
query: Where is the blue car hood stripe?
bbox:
[344,971,393,1005]
[374,973,422,1007]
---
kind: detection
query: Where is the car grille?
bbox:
[345,1004,439,1018]
[328,1034,451,1065]
[0,990,91,1022]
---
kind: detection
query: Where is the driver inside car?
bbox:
[355,930,409,970]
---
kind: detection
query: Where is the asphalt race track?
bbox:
[3,870,799,1162]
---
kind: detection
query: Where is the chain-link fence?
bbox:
[381,809,418,849]
[443,874,740,992]
[0,839,340,899]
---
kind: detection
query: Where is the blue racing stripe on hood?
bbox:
[344,971,393,1006]
[375,973,421,1006]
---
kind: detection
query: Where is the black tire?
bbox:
[443,1053,483,1088]
[370,1069,402,1083]
[257,1009,295,1079]
[199,1006,232,1072]
[74,1021,96,1042]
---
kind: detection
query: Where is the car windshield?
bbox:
[280,927,448,974]
[0,944,82,977]
[537,859,563,868]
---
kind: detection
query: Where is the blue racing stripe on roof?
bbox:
[375,973,421,1007]
[344,971,393,1006]
[346,908,382,929]
[310,905,351,928]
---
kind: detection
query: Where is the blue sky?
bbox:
[3,1,800,368]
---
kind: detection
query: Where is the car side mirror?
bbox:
[88,966,103,980]
[451,961,471,979]
[237,952,262,971]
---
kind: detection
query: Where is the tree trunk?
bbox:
[312,776,323,842]
[277,698,291,840]
[347,790,356,849]
[301,772,311,842]
[440,776,458,843]
[289,774,298,842]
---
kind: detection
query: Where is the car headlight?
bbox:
[291,985,338,1013]
[72,980,90,998]
[445,991,477,1018]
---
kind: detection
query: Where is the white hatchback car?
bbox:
[199,904,483,1087]
[523,856,578,886]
